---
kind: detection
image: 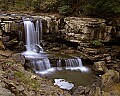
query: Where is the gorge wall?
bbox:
[0,14,120,63]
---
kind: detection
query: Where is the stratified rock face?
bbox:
[41,16,120,45]
[0,14,119,52]
[41,16,113,43]
[63,17,108,42]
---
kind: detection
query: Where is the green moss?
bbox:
[14,71,41,90]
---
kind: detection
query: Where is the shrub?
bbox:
[91,40,103,47]
[40,0,58,12]
[32,0,40,12]
[58,5,70,15]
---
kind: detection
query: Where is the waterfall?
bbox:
[56,57,87,71]
[57,59,62,67]
[40,19,42,42]
[23,19,43,53]
[36,20,40,45]
[33,58,51,71]
[22,18,52,72]
[22,18,44,58]
[65,58,83,68]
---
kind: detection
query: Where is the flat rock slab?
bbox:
[0,50,13,57]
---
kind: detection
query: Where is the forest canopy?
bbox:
[0,0,120,17]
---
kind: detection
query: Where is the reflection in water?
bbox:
[37,66,95,87]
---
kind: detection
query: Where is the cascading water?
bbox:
[22,18,52,73]
[32,58,51,71]
[65,58,83,68]
[21,17,93,90]
[22,18,44,58]
[39,19,42,42]
[56,57,88,72]
[22,17,87,73]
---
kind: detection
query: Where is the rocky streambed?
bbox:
[0,13,120,96]
[0,50,72,96]
[0,48,120,96]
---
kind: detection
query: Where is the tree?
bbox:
[82,0,120,17]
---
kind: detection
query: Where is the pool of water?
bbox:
[37,66,95,87]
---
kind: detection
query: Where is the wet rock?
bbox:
[105,55,112,63]
[94,87,101,96]
[0,41,5,50]
[102,70,119,87]
[84,48,98,55]
[0,36,10,42]
[50,47,60,51]
[93,61,108,75]
[73,86,85,96]
[0,50,13,57]
[63,49,75,54]
[88,87,101,96]
[102,91,111,96]
[84,86,91,95]
[12,53,25,65]
[4,38,18,47]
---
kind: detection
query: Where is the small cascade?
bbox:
[56,57,88,71]
[33,58,51,71]
[57,59,62,67]
[65,57,83,68]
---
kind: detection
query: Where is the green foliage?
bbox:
[32,0,40,12]
[41,0,58,12]
[0,0,120,17]
[91,40,103,47]
[58,5,70,15]
[83,0,120,17]
[15,71,41,90]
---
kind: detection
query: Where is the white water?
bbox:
[23,19,43,53]
[56,57,88,72]
[22,17,87,73]
[40,19,42,42]
[57,59,62,67]
[22,18,44,58]
[22,18,51,71]
[33,58,51,71]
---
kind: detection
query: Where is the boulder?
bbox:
[4,38,18,47]
[0,36,10,42]
[88,87,101,96]
[0,50,13,57]
[0,41,5,50]
[105,55,112,63]
[94,87,101,96]
[102,70,119,87]
[73,86,85,96]
[93,61,108,75]
[12,53,25,65]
